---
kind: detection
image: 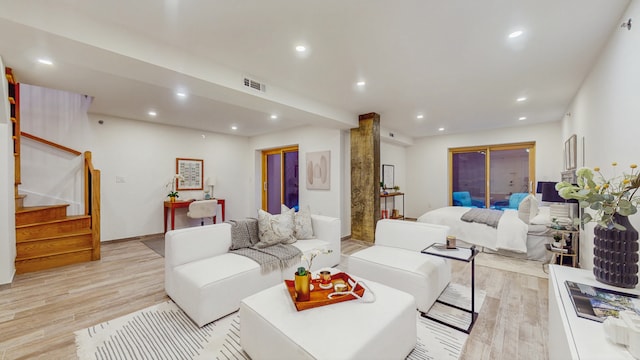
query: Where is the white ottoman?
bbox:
[239,277,416,360]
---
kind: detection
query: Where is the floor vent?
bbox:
[243,77,266,92]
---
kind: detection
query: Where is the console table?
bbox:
[164,198,225,232]
[548,265,639,359]
[380,192,405,219]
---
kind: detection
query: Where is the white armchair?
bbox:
[347,219,452,312]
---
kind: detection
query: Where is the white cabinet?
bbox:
[548,265,639,359]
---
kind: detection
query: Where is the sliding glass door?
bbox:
[262,146,299,214]
[450,142,535,208]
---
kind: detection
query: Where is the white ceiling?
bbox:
[0,0,631,139]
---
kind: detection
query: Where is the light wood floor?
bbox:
[0,237,548,360]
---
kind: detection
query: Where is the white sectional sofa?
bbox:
[347,219,452,313]
[165,214,340,327]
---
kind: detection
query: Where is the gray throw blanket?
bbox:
[227,218,301,274]
[460,208,503,228]
[231,244,302,274]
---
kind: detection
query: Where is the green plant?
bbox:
[556,163,639,229]
[296,267,307,276]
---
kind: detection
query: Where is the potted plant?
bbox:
[166,174,184,202]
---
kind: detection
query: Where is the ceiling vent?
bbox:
[243,77,266,92]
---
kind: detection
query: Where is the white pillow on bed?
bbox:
[517,194,538,224]
[530,206,551,225]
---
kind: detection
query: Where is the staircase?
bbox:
[7,67,101,274]
[15,205,94,273]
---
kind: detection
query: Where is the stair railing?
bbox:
[20,131,101,259]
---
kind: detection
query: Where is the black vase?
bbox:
[592,213,639,288]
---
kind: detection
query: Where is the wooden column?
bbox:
[350,113,380,242]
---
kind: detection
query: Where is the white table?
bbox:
[239,275,417,360]
[548,265,640,359]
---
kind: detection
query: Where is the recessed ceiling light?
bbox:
[516,97,527,102]
[356,81,366,87]
[519,116,527,121]
[176,92,187,98]
[508,30,523,38]
[37,59,53,65]
[416,114,424,119]
[231,125,238,130]
[295,45,306,52]
[270,114,278,119]
[148,111,157,116]
[438,127,445,132]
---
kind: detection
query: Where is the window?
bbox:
[449,142,535,208]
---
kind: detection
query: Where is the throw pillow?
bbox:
[226,219,257,250]
[517,194,538,224]
[255,208,296,248]
[530,206,552,225]
[282,204,315,240]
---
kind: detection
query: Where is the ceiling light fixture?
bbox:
[438,127,445,132]
[356,81,366,87]
[148,111,157,116]
[516,96,527,102]
[270,114,278,119]
[231,125,238,130]
[519,116,527,121]
[37,59,53,65]
[295,45,306,52]
[508,30,523,38]
[416,114,424,119]
[176,92,187,98]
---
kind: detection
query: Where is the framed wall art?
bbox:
[382,164,394,189]
[564,134,577,171]
[306,151,330,190]
[176,158,204,190]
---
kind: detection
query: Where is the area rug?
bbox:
[75,283,485,360]
[475,252,548,279]
[141,237,165,257]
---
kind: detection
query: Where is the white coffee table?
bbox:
[239,273,416,360]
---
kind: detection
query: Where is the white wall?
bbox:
[406,121,562,219]
[248,125,344,228]
[0,57,16,284]
[562,0,640,270]
[17,88,253,241]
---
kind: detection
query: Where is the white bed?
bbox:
[417,206,554,261]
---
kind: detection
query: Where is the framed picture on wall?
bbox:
[306,151,331,190]
[176,158,204,190]
[565,134,577,170]
[382,164,394,189]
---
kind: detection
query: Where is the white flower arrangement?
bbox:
[166,174,185,198]
[298,248,333,276]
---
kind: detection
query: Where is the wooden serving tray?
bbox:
[284,272,365,311]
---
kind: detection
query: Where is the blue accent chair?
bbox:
[492,192,529,210]
[452,191,485,208]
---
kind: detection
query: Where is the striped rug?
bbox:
[75,283,485,359]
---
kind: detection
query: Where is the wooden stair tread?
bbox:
[15,247,94,261]
[16,214,90,229]
[16,204,69,214]
[17,229,92,243]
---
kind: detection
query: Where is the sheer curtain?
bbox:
[19,84,93,215]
